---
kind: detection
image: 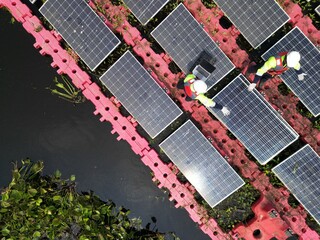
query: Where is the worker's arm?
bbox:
[196,95,230,116]
[183,74,196,83]
[253,57,277,83]
[196,94,222,109]
[293,62,307,80]
[293,62,303,74]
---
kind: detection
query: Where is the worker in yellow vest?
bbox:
[178,74,230,116]
[247,51,306,91]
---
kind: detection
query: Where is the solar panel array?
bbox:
[213,0,289,48]
[151,3,235,89]
[160,120,245,207]
[40,0,120,70]
[262,27,320,117]
[208,74,299,165]
[272,145,320,224]
[123,0,169,25]
[100,51,182,138]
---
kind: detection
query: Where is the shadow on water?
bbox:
[0,10,210,240]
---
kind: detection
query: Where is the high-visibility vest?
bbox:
[184,78,198,99]
[267,52,289,75]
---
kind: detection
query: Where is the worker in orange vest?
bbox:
[247,51,306,91]
[178,74,230,116]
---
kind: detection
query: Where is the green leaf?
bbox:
[13,169,21,181]
[1,227,10,236]
[36,198,43,206]
[10,190,23,201]
[54,170,61,178]
[1,201,11,208]
[40,188,47,194]
[52,218,60,226]
[33,231,41,238]
[70,175,76,181]
[53,195,62,202]
[68,193,74,202]
[79,236,90,240]
[2,192,9,201]
[28,188,38,197]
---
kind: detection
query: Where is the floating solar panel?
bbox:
[40,0,120,70]
[273,145,320,224]
[213,0,289,48]
[159,120,244,207]
[123,0,169,25]
[100,51,182,138]
[208,74,298,165]
[151,3,235,89]
[262,27,320,117]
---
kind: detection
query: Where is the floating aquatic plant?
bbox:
[46,75,86,104]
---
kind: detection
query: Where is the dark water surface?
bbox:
[0,10,209,240]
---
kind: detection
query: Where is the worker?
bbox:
[247,51,307,91]
[177,74,230,116]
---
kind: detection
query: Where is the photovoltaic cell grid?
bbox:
[262,27,320,117]
[100,51,182,138]
[40,0,120,70]
[160,120,244,207]
[151,4,235,89]
[272,145,320,224]
[208,74,298,165]
[213,0,289,48]
[123,0,169,25]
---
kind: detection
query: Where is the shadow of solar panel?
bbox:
[159,120,244,207]
[208,74,298,165]
[40,0,120,70]
[272,145,320,224]
[213,0,289,48]
[151,3,235,89]
[262,27,320,117]
[100,51,182,138]
[123,0,169,25]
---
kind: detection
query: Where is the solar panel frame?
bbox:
[272,145,320,225]
[123,0,169,25]
[316,5,320,17]
[151,3,235,89]
[100,51,183,138]
[159,120,245,207]
[40,0,121,70]
[213,0,290,48]
[208,74,299,165]
[261,27,320,117]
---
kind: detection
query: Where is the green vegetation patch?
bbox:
[0,160,177,240]
[198,180,260,232]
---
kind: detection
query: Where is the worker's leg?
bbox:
[177,78,185,89]
[257,73,273,90]
[246,63,258,74]
[246,62,264,75]
[185,96,193,101]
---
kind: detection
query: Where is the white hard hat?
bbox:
[193,80,208,94]
[286,51,301,67]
